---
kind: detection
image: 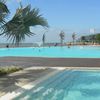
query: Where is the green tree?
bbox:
[80,36,86,45]
[81,36,85,41]
[96,34,100,44]
[1,5,48,46]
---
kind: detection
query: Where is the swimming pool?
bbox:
[13,70,100,100]
[0,46,100,58]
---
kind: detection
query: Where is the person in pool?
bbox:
[68,45,70,48]
[67,42,71,48]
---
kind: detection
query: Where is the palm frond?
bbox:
[0,0,9,24]
[1,4,48,46]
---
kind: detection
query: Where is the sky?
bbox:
[0,0,100,43]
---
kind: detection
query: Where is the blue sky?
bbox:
[1,0,100,43]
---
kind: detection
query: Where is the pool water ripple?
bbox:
[0,46,100,58]
[13,70,100,100]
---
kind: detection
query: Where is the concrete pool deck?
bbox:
[1,67,100,99]
[0,67,65,99]
[0,57,100,67]
[0,56,100,99]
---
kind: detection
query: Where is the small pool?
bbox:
[0,46,100,58]
[13,70,100,100]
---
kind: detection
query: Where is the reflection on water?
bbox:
[13,70,100,100]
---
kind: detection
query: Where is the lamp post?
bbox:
[42,33,45,47]
[90,28,95,44]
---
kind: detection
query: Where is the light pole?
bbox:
[90,28,95,44]
[42,33,45,47]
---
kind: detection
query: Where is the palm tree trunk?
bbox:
[73,39,74,45]
[16,37,20,47]
[61,39,63,46]
[15,42,19,47]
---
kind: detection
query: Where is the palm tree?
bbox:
[96,34,100,44]
[0,0,9,25]
[59,31,65,46]
[72,32,76,45]
[1,5,48,46]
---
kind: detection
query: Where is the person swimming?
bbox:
[68,45,70,48]
[67,43,71,48]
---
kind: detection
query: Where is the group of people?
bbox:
[54,43,71,48]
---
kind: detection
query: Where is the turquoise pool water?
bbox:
[13,70,100,100]
[0,46,100,58]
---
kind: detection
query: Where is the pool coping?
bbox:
[0,57,100,67]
